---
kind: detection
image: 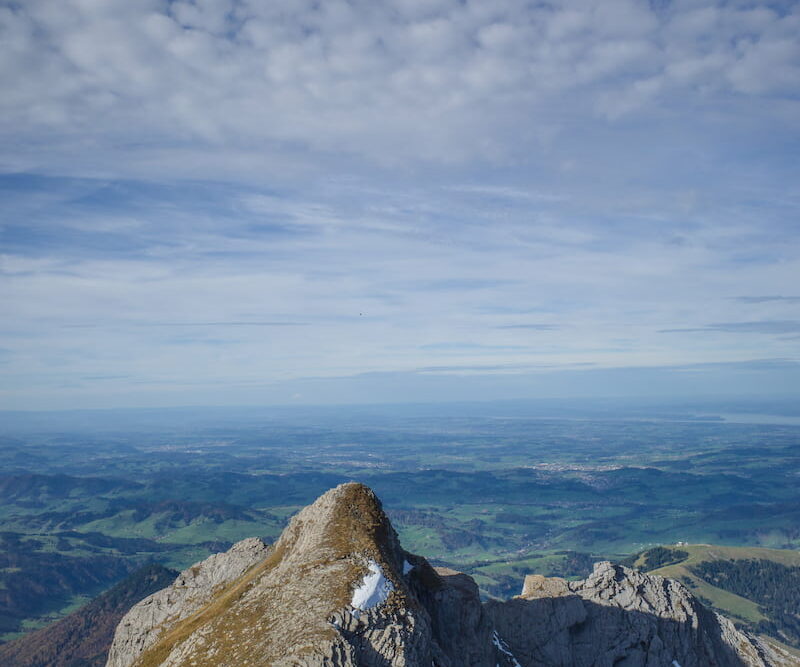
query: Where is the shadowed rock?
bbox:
[487,562,794,666]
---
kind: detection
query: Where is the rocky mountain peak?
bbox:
[106,484,796,667]
[273,482,405,584]
[107,481,469,666]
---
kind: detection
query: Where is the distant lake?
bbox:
[708,413,800,426]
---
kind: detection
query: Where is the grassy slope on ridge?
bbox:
[643,544,800,627]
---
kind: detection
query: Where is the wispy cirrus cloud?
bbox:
[496,324,559,331]
[661,321,800,335]
[61,321,309,328]
[732,296,800,304]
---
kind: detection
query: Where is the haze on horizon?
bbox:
[1,0,799,410]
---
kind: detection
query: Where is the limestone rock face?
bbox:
[106,537,270,667]
[488,561,794,667]
[106,485,795,667]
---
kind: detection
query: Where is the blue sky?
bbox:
[1,0,799,409]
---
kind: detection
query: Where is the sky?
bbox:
[1,0,799,410]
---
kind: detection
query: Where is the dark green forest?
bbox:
[692,559,800,647]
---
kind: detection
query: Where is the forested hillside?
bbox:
[692,559,800,648]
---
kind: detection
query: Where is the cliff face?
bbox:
[106,483,796,667]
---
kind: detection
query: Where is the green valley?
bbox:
[1,399,799,650]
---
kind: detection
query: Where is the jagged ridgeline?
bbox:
[101,483,796,667]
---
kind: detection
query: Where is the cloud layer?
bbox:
[2,0,798,174]
[1,0,799,407]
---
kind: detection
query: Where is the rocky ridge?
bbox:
[488,563,793,666]
[106,483,798,666]
[106,537,270,667]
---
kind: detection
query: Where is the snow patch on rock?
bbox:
[351,560,394,612]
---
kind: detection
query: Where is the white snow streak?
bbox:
[403,559,414,575]
[492,630,522,667]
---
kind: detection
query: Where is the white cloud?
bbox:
[1,0,798,178]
